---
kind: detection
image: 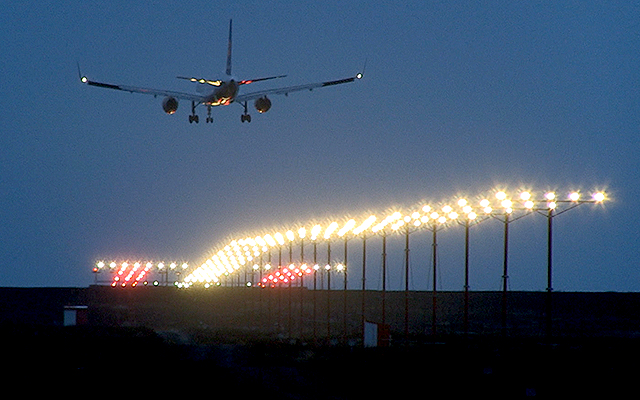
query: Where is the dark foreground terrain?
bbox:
[2,287,640,397]
[3,323,639,398]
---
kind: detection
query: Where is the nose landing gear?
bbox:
[205,106,213,123]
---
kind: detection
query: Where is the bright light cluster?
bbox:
[93,261,189,287]
[183,188,606,288]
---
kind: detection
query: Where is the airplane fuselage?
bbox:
[204,80,239,106]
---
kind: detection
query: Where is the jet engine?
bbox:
[162,96,178,114]
[254,96,272,113]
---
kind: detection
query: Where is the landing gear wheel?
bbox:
[189,101,199,124]
[206,106,212,123]
[240,101,251,123]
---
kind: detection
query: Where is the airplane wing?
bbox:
[235,73,363,103]
[80,75,204,103]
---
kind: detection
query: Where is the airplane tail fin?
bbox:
[226,19,233,76]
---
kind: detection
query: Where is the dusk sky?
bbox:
[2,1,638,291]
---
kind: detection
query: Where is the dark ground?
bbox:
[2,286,640,397]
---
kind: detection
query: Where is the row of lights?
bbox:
[181,262,347,289]
[93,261,189,287]
[182,189,605,287]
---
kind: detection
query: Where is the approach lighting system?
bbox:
[167,187,606,289]
[92,260,189,287]
[93,188,606,288]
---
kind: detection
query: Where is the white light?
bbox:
[520,192,531,201]
[496,191,507,201]
[264,234,276,247]
[480,199,490,208]
[422,205,431,213]
[593,192,605,202]
[545,192,556,201]
[569,192,580,201]
[311,225,322,239]
[324,222,339,239]
[458,199,467,207]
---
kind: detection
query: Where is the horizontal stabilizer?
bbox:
[177,76,223,86]
[239,75,287,85]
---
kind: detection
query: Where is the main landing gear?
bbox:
[240,101,251,123]
[188,102,214,123]
[189,101,199,124]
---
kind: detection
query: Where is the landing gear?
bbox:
[205,106,213,123]
[189,101,199,124]
[241,101,251,123]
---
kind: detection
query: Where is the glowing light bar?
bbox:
[177,186,607,288]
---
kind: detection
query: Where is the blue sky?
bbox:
[1,1,638,290]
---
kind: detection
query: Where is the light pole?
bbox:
[337,219,356,342]
[352,216,376,342]
[372,212,401,328]
[454,198,482,337]
[324,221,338,339]
[485,191,534,336]
[532,191,606,338]
[390,212,421,343]
[310,224,322,341]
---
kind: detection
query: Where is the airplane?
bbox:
[80,19,363,123]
